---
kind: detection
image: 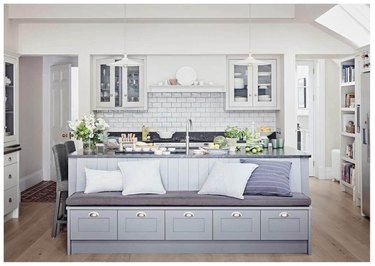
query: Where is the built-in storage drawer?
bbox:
[4,186,17,215]
[213,210,261,240]
[4,152,17,166]
[166,210,212,240]
[261,210,309,240]
[118,210,164,240]
[4,163,18,190]
[70,210,117,240]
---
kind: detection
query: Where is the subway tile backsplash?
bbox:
[95,92,276,132]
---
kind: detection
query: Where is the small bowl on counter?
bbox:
[162,151,171,155]
[125,147,133,152]
[154,150,163,155]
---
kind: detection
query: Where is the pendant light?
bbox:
[108,4,142,67]
[235,4,266,66]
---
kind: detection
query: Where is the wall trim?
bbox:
[19,169,43,192]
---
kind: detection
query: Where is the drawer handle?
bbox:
[279,212,289,218]
[184,212,194,218]
[8,157,12,162]
[231,211,242,218]
[136,211,147,217]
[88,211,99,217]
[8,174,12,179]
[8,198,12,203]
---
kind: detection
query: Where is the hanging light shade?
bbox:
[235,4,266,66]
[107,4,143,68]
[107,54,142,67]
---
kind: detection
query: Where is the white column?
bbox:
[78,53,91,117]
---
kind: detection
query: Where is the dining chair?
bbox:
[51,144,68,238]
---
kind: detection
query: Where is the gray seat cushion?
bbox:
[66,191,311,207]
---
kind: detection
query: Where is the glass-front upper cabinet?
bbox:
[4,56,18,144]
[95,56,145,109]
[227,57,277,110]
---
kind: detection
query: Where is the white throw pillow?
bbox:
[84,168,123,194]
[118,160,166,195]
[198,162,258,199]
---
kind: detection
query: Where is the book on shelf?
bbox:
[344,92,355,108]
[342,65,355,83]
[341,162,355,184]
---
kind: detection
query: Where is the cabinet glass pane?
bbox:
[233,64,249,103]
[5,62,14,137]
[256,64,272,103]
[100,64,111,103]
[127,66,140,103]
[115,66,122,107]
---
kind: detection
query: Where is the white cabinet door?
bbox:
[122,58,145,108]
[4,55,18,145]
[228,59,252,108]
[96,58,115,108]
[253,60,277,107]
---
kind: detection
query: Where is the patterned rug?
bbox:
[21,181,56,202]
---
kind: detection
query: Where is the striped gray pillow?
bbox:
[240,159,292,197]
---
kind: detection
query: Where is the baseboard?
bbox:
[19,169,44,192]
[317,167,333,180]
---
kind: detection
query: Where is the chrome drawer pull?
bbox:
[88,211,99,217]
[279,212,289,218]
[231,211,242,218]
[8,174,12,179]
[184,212,194,218]
[9,198,12,203]
[8,157,12,162]
[136,211,147,217]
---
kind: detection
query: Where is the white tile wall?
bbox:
[96,92,276,132]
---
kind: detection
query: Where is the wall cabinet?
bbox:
[93,56,146,110]
[227,57,277,110]
[4,55,18,145]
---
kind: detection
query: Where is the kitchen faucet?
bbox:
[186,118,193,155]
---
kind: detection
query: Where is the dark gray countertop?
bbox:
[4,144,21,155]
[68,146,310,159]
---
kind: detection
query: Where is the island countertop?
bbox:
[68,146,310,159]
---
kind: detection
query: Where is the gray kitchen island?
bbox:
[66,147,312,255]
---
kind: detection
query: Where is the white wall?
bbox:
[19,56,43,190]
[325,59,340,166]
[4,5,18,52]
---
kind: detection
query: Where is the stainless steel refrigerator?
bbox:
[360,71,370,217]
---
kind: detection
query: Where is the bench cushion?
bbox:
[66,191,311,207]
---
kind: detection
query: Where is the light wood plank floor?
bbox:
[4,178,370,262]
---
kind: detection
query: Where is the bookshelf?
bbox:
[339,57,358,201]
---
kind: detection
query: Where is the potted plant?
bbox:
[224,126,240,152]
[68,114,109,153]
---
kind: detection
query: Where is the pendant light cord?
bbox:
[248,4,251,55]
[123,4,127,54]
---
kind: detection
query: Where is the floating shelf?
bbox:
[341,132,356,138]
[341,82,355,87]
[341,107,355,112]
[342,156,356,164]
[148,85,225,93]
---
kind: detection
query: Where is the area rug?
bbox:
[21,181,56,202]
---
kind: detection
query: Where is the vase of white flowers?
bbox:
[68,114,109,154]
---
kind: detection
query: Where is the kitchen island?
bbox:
[68,147,311,196]
[67,146,311,255]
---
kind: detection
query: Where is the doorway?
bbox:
[296,61,315,176]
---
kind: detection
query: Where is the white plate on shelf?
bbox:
[176,66,197,86]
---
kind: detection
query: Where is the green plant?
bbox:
[240,128,251,140]
[224,126,241,139]
[68,114,109,144]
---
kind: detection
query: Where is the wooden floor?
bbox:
[4,178,370,262]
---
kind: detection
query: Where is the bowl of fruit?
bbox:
[245,144,263,154]
[203,140,229,155]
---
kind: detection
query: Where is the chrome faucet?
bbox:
[186,118,193,155]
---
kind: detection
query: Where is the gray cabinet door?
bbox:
[118,210,164,240]
[213,210,260,240]
[166,210,212,240]
[70,210,117,240]
[261,210,308,240]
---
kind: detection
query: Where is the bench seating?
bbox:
[66,191,311,207]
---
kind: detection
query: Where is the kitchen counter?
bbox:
[4,144,22,155]
[68,146,310,159]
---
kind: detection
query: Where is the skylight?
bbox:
[315,4,370,48]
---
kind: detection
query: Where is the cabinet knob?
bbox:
[88,211,99,217]
[136,211,147,217]
[254,93,258,96]
[8,157,12,162]
[184,211,194,218]
[279,212,289,218]
[110,94,114,97]
[249,94,252,97]
[231,211,242,218]
[62,133,68,138]
[8,174,12,179]
[124,94,127,97]
[8,198,12,203]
